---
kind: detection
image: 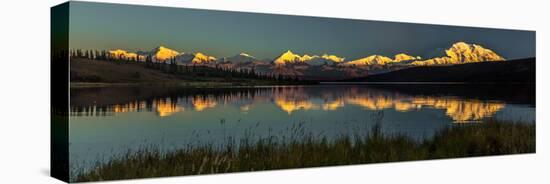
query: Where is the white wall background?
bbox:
[0,0,547,183]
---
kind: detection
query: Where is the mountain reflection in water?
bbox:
[70,85,510,123]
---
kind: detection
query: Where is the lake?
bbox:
[68,84,535,171]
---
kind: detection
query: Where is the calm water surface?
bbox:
[68,84,535,170]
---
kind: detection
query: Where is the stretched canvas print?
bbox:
[51,1,536,183]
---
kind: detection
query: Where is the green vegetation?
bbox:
[74,119,535,182]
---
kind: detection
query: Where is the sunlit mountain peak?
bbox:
[343,55,394,66]
[274,50,320,65]
[152,46,180,61]
[108,49,144,61]
[302,54,317,61]
[192,52,217,64]
[108,49,130,57]
[321,54,345,63]
[394,53,421,62]
[412,42,504,66]
[274,50,301,65]
[342,53,419,66]
[336,42,503,68]
[307,53,346,66]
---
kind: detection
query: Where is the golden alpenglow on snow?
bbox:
[343,55,395,66]
[411,42,504,66]
[321,54,345,63]
[103,42,503,72]
[191,52,217,64]
[152,46,180,61]
[274,50,314,65]
[394,53,421,62]
[108,49,144,61]
[274,50,345,65]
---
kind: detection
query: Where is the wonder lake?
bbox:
[68,84,535,171]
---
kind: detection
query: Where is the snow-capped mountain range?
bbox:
[109,42,503,66]
[273,50,346,66]
[411,42,504,65]
[106,42,505,79]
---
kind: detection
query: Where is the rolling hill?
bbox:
[69,58,314,85]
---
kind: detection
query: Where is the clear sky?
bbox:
[68,1,536,60]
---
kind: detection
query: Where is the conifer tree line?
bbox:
[69,49,302,82]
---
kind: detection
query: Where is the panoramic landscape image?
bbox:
[62,2,535,182]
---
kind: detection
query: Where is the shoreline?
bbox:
[69,81,319,88]
[70,81,535,88]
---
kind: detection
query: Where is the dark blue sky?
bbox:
[69,1,535,60]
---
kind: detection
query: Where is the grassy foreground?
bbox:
[75,120,535,182]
